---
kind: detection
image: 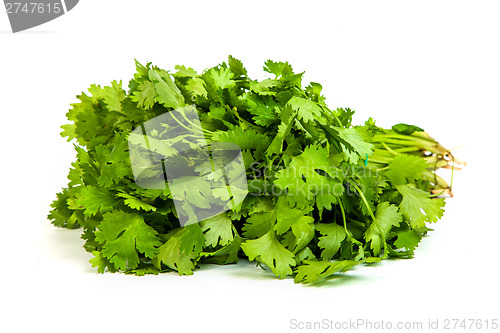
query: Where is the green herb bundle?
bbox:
[49,56,460,283]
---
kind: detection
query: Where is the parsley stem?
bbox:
[168,111,202,134]
[323,105,344,128]
[381,142,399,156]
[421,170,449,188]
[168,111,211,138]
[339,200,365,259]
[298,119,320,140]
[331,112,344,128]
[339,199,348,235]
[230,106,257,130]
[178,107,213,135]
[372,134,447,154]
[350,183,376,222]
[374,133,436,143]
[350,183,387,256]
[373,138,435,151]
[320,104,344,128]
[389,146,422,153]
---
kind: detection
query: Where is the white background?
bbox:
[1,1,499,332]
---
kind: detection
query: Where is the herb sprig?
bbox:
[49,56,461,283]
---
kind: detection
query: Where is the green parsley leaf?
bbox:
[294,260,361,284]
[263,60,293,77]
[75,186,119,217]
[392,123,424,135]
[394,228,422,251]
[200,213,234,247]
[131,80,156,110]
[316,223,347,260]
[396,185,445,228]
[287,96,324,124]
[153,229,197,275]
[149,68,185,109]
[241,230,296,278]
[385,154,428,185]
[95,211,162,270]
[364,202,402,256]
[116,192,157,212]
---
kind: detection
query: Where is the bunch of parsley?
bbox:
[49,56,458,283]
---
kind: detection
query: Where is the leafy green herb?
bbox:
[49,56,461,283]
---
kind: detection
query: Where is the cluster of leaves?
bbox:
[49,56,451,284]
